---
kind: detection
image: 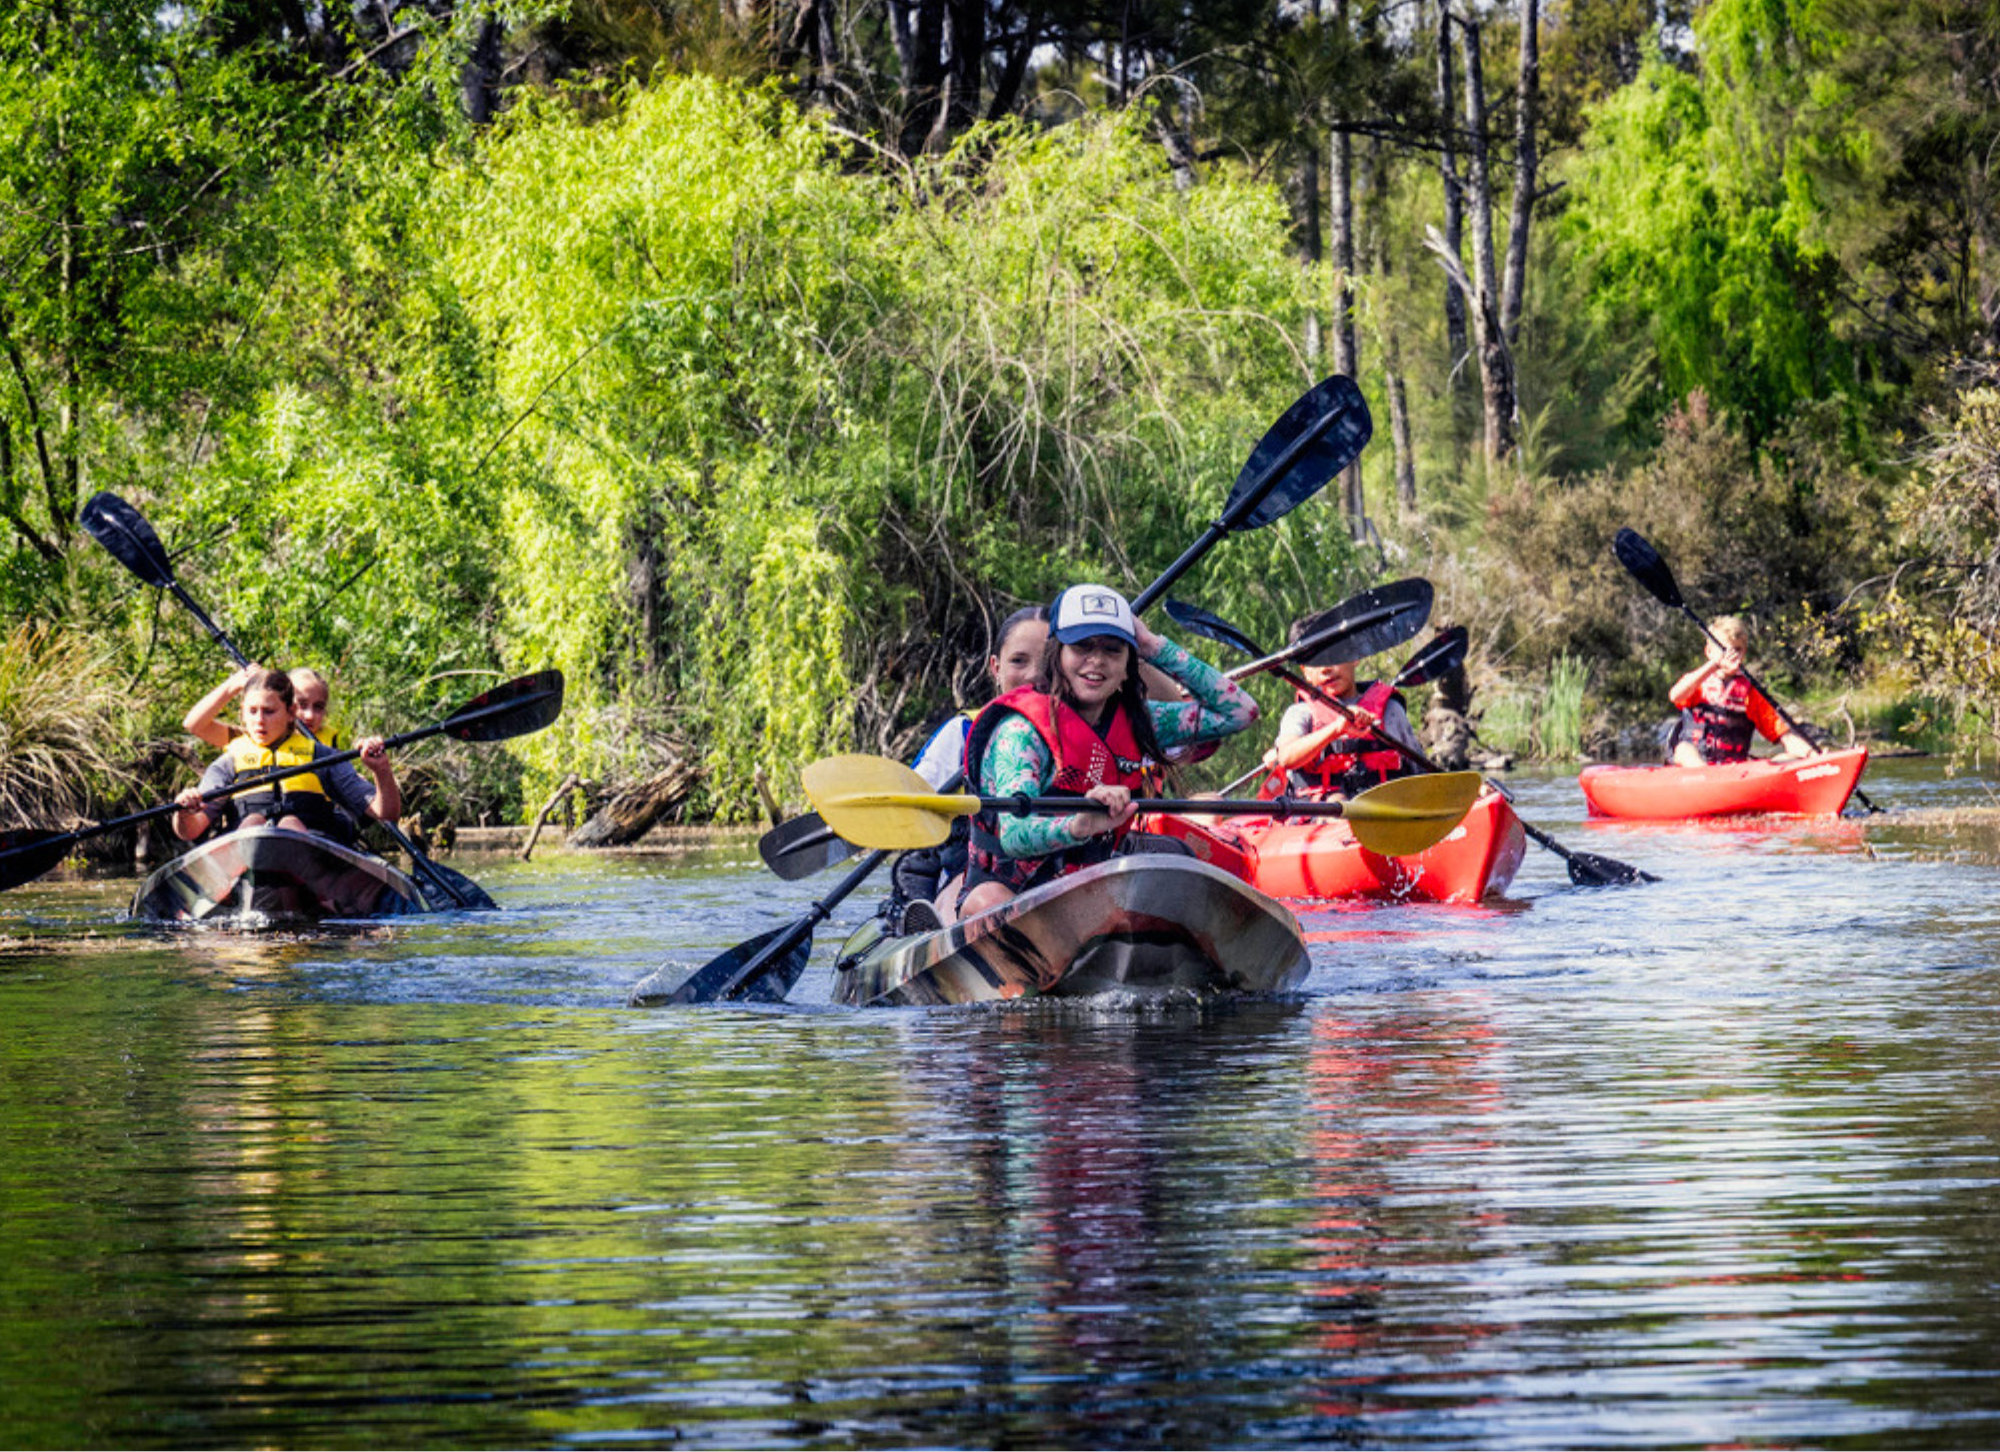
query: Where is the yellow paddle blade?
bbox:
[1339,771,1484,857]
[801,754,983,850]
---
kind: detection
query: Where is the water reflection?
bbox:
[3,759,2000,1445]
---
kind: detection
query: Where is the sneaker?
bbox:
[897,899,944,937]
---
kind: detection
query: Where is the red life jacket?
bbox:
[962,686,1148,891]
[1681,673,1757,763]
[1284,681,1407,796]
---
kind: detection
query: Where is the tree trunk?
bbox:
[1292,137,1323,367]
[1436,2,1468,390]
[888,0,917,79]
[986,3,1043,120]
[1368,135,1417,513]
[569,758,701,848]
[460,13,503,124]
[1457,15,1517,464]
[1501,0,1540,348]
[898,0,945,155]
[1329,0,1363,537]
[932,0,984,147]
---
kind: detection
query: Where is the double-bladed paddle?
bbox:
[646,373,1374,1004]
[1613,527,1880,814]
[801,755,1484,860]
[80,491,503,908]
[0,672,564,894]
[1171,599,1657,886]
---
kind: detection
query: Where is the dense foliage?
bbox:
[2,0,1996,829]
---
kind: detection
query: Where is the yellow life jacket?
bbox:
[227,730,329,797]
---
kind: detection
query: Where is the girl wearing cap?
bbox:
[952,584,1259,921]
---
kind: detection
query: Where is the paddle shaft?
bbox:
[1282,676,1655,883]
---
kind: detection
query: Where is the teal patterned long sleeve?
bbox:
[1141,638,1259,746]
[975,639,1258,860]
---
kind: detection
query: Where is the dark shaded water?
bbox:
[5,757,2000,1448]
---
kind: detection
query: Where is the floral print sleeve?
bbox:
[976,714,1097,858]
[1143,639,1260,748]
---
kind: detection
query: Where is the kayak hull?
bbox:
[132,826,433,928]
[1140,787,1526,905]
[1579,746,1869,820]
[832,856,1309,1008]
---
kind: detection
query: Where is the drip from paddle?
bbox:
[647,374,1375,1003]
[1613,527,1880,814]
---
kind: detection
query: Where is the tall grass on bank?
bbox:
[0,625,135,826]
[1541,655,1589,761]
[1477,654,1589,762]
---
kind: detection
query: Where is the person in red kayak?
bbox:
[1259,621,1422,796]
[1666,616,1819,766]
[954,584,1259,921]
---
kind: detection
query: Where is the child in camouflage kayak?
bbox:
[954,584,1258,921]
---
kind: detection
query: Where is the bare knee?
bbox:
[1670,742,1706,768]
[958,881,1015,919]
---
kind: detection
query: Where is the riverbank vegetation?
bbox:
[3,0,1997,828]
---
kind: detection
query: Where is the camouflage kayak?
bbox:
[831,856,1310,1007]
[132,825,433,928]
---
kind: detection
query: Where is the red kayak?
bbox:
[1142,785,1526,905]
[1578,745,1869,820]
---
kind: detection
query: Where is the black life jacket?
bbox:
[1680,674,1756,764]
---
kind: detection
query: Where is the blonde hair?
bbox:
[1710,615,1751,650]
[288,667,330,696]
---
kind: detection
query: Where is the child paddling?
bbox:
[172,668,402,845]
[1666,615,1818,766]
[954,585,1258,921]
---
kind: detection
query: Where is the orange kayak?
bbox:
[1141,786,1526,905]
[1578,746,1869,819]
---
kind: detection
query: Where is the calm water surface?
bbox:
[5,757,2000,1448]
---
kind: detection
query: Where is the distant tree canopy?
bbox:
[2,0,1998,829]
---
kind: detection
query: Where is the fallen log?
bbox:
[569,759,700,848]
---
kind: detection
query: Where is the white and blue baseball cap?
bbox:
[1049,585,1138,649]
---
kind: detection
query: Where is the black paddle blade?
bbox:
[1229,375,1373,530]
[759,812,861,881]
[629,920,813,1006]
[443,670,565,742]
[1613,527,1684,610]
[1393,625,1469,690]
[406,852,498,910]
[1566,851,1658,887]
[0,829,82,893]
[1163,598,1263,658]
[79,491,176,588]
[1292,578,1434,667]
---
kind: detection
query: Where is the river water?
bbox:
[5,756,2000,1448]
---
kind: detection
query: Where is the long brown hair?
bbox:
[1034,635,1170,770]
